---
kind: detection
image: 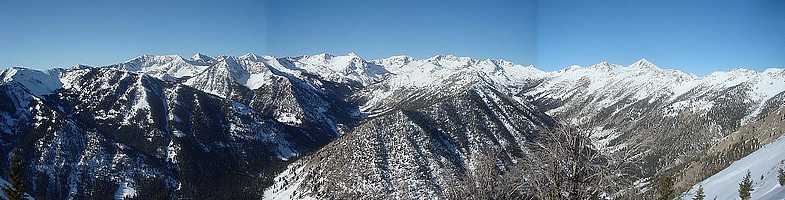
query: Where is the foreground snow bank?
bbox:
[682,134,785,200]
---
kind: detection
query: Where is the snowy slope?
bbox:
[0,67,56,136]
[0,67,62,96]
[184,56,252,96]
[682,134,785,200]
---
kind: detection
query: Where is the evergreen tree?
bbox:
[738,170,754,200]
[657,176,675,200]
[778,168,785,186]
[692,185,705,200]
[3,150,26,200]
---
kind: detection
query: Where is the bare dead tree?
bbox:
[444,150,533,200]
[521,124,645,200]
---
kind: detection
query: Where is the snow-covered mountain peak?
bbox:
[427,54,474,63]
[346,52,361,58]
[485,58,515,67]
[370,55,413,71]
[425,54,484,71]
[71,64,92,69]
[623,59,696,81]
[763,68,785,77]
[214,55,232,60]
[191,53,214,62]
[705,68,758,82]
[262,55,276,60]
[239,52,263,61]
[730,68,758,75]
[214,56,245,71]
[630,58,656,69]
[133,54,184,63]
[301,53,335,64]
[335,52,365,64]
[289,52,388,85]
[588,60,621,71]
[562,65,583,72]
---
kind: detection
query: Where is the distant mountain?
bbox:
[1,53,784,199]
[0,67,62,96]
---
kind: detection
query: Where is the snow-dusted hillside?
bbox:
[263,72,554,199]
[682,134,785,200]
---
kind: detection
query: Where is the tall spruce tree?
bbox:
[657,176,675,200]
[738,170,754,200]
[778,168,785,186]
[692,185,705,200]
[3,150,25,200]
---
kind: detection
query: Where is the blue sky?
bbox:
[266,0,537,66]
[1,0,783,74]
[537,0,785,74]
[0,0,268,69]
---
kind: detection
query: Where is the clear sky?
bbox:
[266,0,537,65]
[537,0,785,74]
[0,0,268,69]
[1,0,783,75]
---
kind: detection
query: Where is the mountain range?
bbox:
[1,53,784,199]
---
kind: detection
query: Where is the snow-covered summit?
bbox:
[629,58,656,69]
[587,60,621,71]
[370,55,414,72]
[239,52,264,61]
[191,53,214,62]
